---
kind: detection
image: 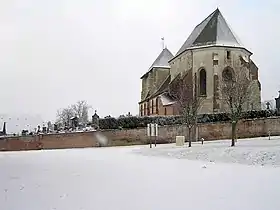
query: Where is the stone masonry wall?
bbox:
[169,46,261,114]
[0,132,99,151]
[1,117,280,151]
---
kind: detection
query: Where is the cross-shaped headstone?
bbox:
[266,101,271,110]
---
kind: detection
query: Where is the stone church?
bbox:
[139,8,261,116]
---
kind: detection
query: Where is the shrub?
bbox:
[98,110,279,130]
[99,117,118,129]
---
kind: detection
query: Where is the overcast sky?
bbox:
[0,0,279,124]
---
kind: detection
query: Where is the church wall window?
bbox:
[151,99,154,114]
[155,97,159,114]
[140,104,143,116]
[213,53,219,65]
[199,69,207,96]
[226,51,231,59]
[144,103,146,116]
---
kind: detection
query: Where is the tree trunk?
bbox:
[231,121,237,147]
[188,127,192,147]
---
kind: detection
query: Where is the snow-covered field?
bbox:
[134,137,280,167]
[1,137,280,210]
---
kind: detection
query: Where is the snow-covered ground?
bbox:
[1,138,280,210]
[134,137,280,167]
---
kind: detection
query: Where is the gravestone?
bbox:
[53,124,57,131]
[266,101,271,110]
[42,126,47,133]
[47,121,52,133]
[37,125,41,134]
[70,116,79,129]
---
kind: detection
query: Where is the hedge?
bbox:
[99,110,279,130]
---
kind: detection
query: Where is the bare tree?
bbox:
[71,100,91,125]
[56,100,91,128]
[169,71,203,147]
[221,59,252,146]
[56,106,74,127]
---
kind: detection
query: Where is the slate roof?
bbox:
[141,48,174,79]
[176,8,243,56]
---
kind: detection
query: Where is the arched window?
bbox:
[199,69,207,96]
[222,67,234,81]
[140,105,143,116]
[155,97,159,114]
[144,103,146,116]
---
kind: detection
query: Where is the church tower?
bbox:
[139,47,174,116]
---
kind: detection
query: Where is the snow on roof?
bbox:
[151,65,170,69]
[160,94,176,106]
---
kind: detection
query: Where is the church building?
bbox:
[139,8,261,116]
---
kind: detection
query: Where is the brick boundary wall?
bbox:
[0,117,279,151]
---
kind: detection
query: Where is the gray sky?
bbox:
[0,0,279,125]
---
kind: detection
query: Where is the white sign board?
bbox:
[147,123,158,137]
[151,124,155,137]
[155,123,158,137]
[147,123,151,136]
